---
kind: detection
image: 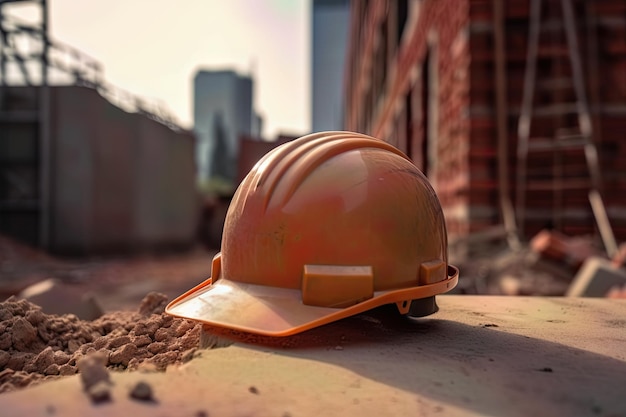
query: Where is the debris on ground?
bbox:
[129,380,155,402]
[0,233,216,314]
[530,229,604,270]
[19,278,104,320]
[567,257,626,297]
[77,351,111,392]
[455,245,574,295]
[86,380,112,403]
[0,235,69,298]
[453,229,613,296]
[0,292,202,394]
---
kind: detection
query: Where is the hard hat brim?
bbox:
[165,266,459,337]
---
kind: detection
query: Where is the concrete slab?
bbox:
[1,295,625,417]
[567,257,626,297]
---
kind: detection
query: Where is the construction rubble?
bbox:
[454,229,626,298]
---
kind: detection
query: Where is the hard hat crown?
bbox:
[223,131,448,300]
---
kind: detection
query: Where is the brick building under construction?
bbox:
[344,0,626,255]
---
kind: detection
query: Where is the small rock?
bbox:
[0,308,12,321]
[37,327,51,344]
[129,381,155,402]
[67,340,81,354]
[0,333,11,350]
[248,386,259,395]
[175,320,196,337]
[133,335,152,347]
[147,342,166,354]
[161,314,174,328]
[77,352,110,390]
[132,321,160,338]
[93,336,108,350]
[58,364,77,376]
[178,326,201,350]
[138,292,169,316]
[334,345,344,351]
[6,352,34,371]
[108,335,131,349]
[151,351,178,370]
[109,344,137,367]
[181,348,197,363]
[32,346,55,370]
[26,309,45,326]
[53,350,71,366]
[0,350,10,368]
[11,317,38,350]
[44,363,60,376]
[153,328,169,342]
[86,380,111,404]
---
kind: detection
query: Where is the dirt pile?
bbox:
[0,292,202,393]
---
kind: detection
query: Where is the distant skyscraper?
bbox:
[193,70,259,184]
[311,0,350,132]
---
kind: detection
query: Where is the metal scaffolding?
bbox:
[0,0,185,248]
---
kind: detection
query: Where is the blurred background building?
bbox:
[193,69,262,187]
[0,0,197,254]
[311,0,350,132]
[344,0,626,257]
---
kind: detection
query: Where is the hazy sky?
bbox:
[44,0,310,138]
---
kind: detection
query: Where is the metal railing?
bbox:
[0,2,186,132]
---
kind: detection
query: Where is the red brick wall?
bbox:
[345,0,626,246]
[468,0,626,241]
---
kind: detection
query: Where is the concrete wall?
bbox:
[0,87,41,246]
[52,86,97,251]
[134,115,197,248]
[48,86,197,254]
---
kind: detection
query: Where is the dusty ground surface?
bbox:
[1,296,625,417]
[0,234,216,312]
[2,234,626,415]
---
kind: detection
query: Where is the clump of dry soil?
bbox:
[0,292,201,393]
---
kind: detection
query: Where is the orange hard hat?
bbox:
[166,131,458,336]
